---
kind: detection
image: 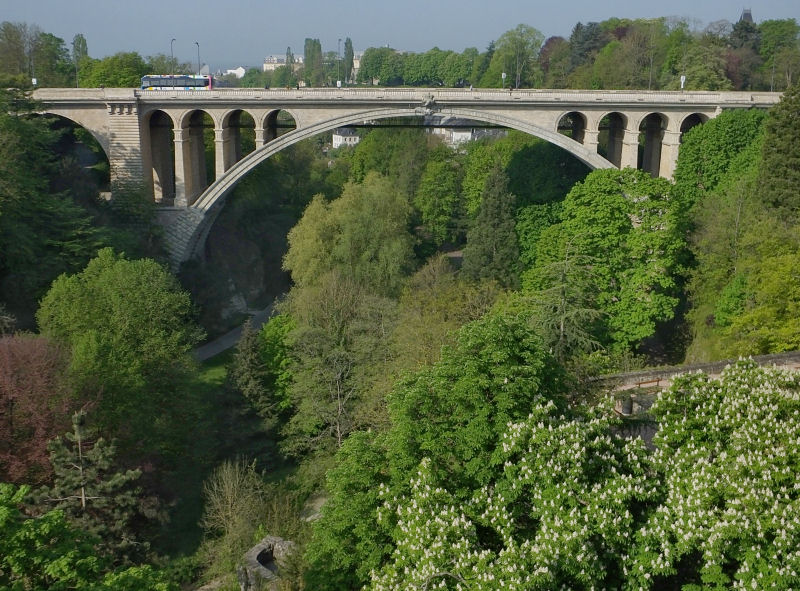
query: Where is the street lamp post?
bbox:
[195,41,201,75]
[170,38,176,76]
[337,38,341,87]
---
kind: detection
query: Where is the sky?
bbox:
[4,0,798,71]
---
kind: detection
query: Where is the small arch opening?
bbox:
[184,110,215,203]
[679,113,707,142]
[147,110,175,203]
[264,110,297,143]
[557,112,587,144]
[597,112,626,167]
[638,113,666,177]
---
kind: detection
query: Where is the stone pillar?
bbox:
[255,126,267,147]
[619,126,639,170]
[658,129,681,179]
[173,127,188,206]
[215,127,227,178]
[583,129,599,153]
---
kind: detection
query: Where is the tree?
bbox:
[0,87,107,320]
[0,21,30,76]
[413,154,462,245]
[79,52,149,87]
[280,271,397,456]
[36,248,204,445]
[200,459,266,579]
[343,37,354,83]
[392,255,499,370]
[72,33,87,63]
[461,165,520,289]
[520,240,604,363]
[283,172,414,297]
[304,431,392,590]
[303,38,323,87]
[491,24,544,88]
[0,484,176,591]
[0,334,74,484]
[31,411,159,564]
[671,107,766,215]
[537,168,683,351]
[757,80,800,221]
[231,316,294,423]
[306,311,566,590]
[145,53,192,76]
[628,361,800,589]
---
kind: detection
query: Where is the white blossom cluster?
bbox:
[367,361,800,590]
[627,360,800,589]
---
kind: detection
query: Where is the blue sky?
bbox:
[5,0,798,70]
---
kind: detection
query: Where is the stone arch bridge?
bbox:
[33,87,780,267]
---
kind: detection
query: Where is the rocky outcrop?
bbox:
[236,536,297,591]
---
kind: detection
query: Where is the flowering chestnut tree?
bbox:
[627,360,800,589]
[368,361,800,590]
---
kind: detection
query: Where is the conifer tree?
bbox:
[31,411,159,565]
[757,80,800,221]
[461,165,520,288]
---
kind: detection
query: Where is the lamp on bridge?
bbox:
[171,38,176,76]
[195,41,201,75]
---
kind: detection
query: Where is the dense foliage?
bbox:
[2,14,800,590]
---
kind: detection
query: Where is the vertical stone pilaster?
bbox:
[620,127,640,170]
[107,101,144,194]
[173,128,188,206]
[659,129,681,179]
[583,129,599,153]
[214,127,226,178]
[254,127,267,147]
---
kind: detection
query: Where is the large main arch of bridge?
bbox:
[169,106,614,264]
[163,102,709,265]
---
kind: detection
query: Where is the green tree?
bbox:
[540,168,683,351]
[671,108,766,216]
[0,484,175,591]
[520,240,604,363]
[343,37,354,83]
[304,431,392,590]
[0,87,107,320]
[231,316,294,423]
[283,172,414,297]
[79,52,149,87]
[392,254,499,370]
[757,80,800,221]
[145,53,192,76]
[461,165,520,289]
[281,271,397,456]
[492,24,544,88]
[303,38,324,87]
[413,154,462,245]
[36,248,204,445]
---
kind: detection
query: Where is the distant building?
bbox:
[263,55,304,72]
[428,117,506,147]
[740,8,754,23]
[224,66,247,79]
[332,127,360,149]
